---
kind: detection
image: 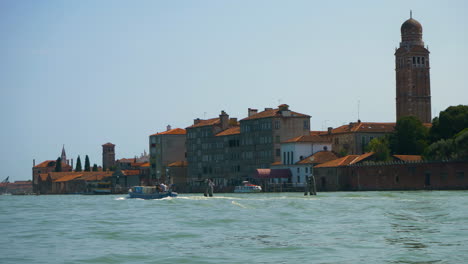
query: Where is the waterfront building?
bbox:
[186,105,310,188]
[102,142,116,171]
[36,171,113,194]
[326,121,395,155]
[395,13,431,123]
[167,161,189,191]
[149,126,187,183]
[32,146,73,193]
[186,111,240,188]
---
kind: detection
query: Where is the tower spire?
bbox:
[410,10,412,19]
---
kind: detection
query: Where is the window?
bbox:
[297,175,301,183]
[297,168,300,173]
[323,146,328,151]
[305,167,308,173]
[304,120,309,129]
[275,120,280,129]
[276,148,281,157]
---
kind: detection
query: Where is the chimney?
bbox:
[327,127,333,135]
[220,110,229,130]
[278,104,291,116]
[248,108,258,117]
[194,118,201,125]
[166,125,172,131]
[229,118,238,125]
[264,108,273,111]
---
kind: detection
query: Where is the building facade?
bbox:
[149,126,187,183]
[395,14,431,123]
[186,105,310,188]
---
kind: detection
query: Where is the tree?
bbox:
[55,157,62,172]
[430,105,468,142]
[92,164,98,172]
[367,137,391,161]
[84,155,91,171]
[75,156,82,172]
[425,128,468,160]
[390,116,429,155]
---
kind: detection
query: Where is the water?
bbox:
[1,191,468,264]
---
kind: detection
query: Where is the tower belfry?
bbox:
[395,14,431,123]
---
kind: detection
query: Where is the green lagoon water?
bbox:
[1,191,468,264]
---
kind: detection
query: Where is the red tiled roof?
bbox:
[314,152,376,168]
[283,135,331,143]
[54,173,84,182]
[331,122,395,134]
[351,152,375,164]
[122,170,140,176]
[130,162,146,167]
[310,131,328,135]
[102,142,115,146]
[140,162,150,167]
[150,128,186,136]
[168,161,188,167]
[270,161,282,166]
[296,151,339,165]
[241,108,309,121]
[79,172,113,181]
[216,126,241,136]
[314,155,360,168]
[187,118,220,128]
[393,155,422,161]
[254,169,291,179]
[34,160,71,169]
[117,158,135,163]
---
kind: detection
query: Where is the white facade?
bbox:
[281,142,331,165]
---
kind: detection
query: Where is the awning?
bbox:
[254,169,291,179]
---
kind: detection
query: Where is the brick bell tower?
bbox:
[395,12,431,123]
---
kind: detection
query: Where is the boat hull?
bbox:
[128,191,177,199]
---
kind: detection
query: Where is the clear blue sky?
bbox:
[1,0,467,182]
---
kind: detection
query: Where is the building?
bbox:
[32,146,73,193]
[326,121,395,155]
[149,126,187,183]
[186,105,310,189]
[102,143,115,171]
[186,111,240,188]
[395,13,431,123]
[36,171,113,194]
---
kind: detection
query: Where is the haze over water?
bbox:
[1,191,468,263]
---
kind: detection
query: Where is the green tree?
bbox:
[367,137,391,161]
[424,139,455,160]
[92,164,98,172]
[55,157,62,172]
[390,116,429,155]
[453,128,468,159]
[430,105,468,142]
[75,156,82,172]
[84,155,91,171]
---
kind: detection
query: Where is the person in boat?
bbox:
[159,183,167,192]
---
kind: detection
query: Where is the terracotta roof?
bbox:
[54,173,85,182]
[130,162,146,167]
[187,118,220,128]
[168,161,188,167]
[296,151,339,165]
[150,128,186,136]
[34,160,71,169]
[393,155,422,162]
[216,126,241,136]
[254,169,291,179]
[270,161,282,166]
[117,158,135,163]
[79,172,113,181]
[140,162,150,167]
[283,135,331,143]
[310,131,328,135]
[102,142,115,146]
[331,122,395,134]
[241,108,309,121]
[314,152,376,168]
[314,155,360,168]
[122,170,140,176]
[351,152,375,164]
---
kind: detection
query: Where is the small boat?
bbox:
[234,181,262,193]
[128,186,178,199]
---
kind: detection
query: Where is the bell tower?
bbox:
[395,12,431,123]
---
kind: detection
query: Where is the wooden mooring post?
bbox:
[304,175,317,196]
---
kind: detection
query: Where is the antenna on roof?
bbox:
[357,100,360,121]
[410,10,412,19]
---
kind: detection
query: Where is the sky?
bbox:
[1,0,467,182]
